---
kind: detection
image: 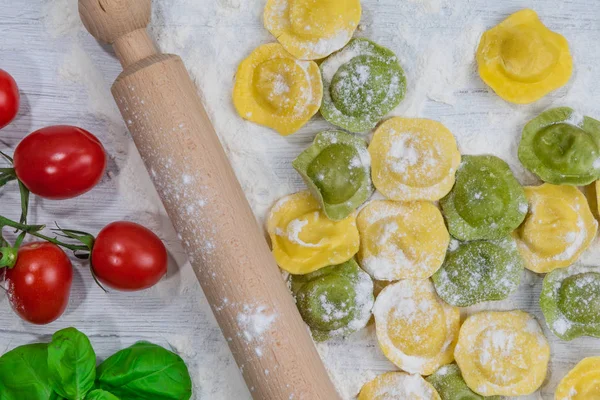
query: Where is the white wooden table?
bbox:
[1,0,600,398]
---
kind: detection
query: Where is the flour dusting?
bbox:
[38,0,600,398]
[236,304,278,342]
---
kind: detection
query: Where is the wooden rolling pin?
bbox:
[78,1,341,399]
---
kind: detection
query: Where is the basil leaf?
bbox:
[85,389,120,400]
[0,343,56,400]
[96,342,192,400]
[48,328,96,400]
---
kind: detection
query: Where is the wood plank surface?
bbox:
[1,0,600,398]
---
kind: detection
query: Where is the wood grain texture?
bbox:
[1,0,600,399]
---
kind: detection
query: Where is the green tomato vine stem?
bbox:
[0,215,90,253]
[0,151,29,224]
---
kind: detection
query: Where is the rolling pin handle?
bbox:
[113,29,158,69]
[79,0,152,44]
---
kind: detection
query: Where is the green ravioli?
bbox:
[293,131,373,220]
[320,38,407,133]
[290,259,374,341]
[540,264,600,340]
[433,238,524,307]
[519,107,600,185]
[440,155,528,241]
[427,364,501,400]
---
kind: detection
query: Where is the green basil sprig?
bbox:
[85,390,120,400]
[0,328,192,400]
[0,343,60,400]
[48,328,96,400]
[96,342,193,400]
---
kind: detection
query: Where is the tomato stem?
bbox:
[24,231,90,253]
[0,216,88,253]
[17,181,29,224]
[0,168,16,187]
[0,216,43,233]
[0,150,13,163]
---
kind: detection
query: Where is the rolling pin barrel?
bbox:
[78,1,341,399]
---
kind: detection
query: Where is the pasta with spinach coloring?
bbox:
[293,131,373,221]
[519,107,600,185]
[432,237,524,307]
[540,264,600,341]
[320,38,406,133]
[290,259,374,341]
[427,364,501,400]
[440,155,527,241]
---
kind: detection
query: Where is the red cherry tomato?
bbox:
[13,125,107,200]
[91,221,168,291]
[5,242,73,325]
[0,69,19,129]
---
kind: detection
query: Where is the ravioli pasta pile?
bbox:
[234,0,407,136]
[233,3,600,399]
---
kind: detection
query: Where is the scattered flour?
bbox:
[565,109,585,127]
[236,304,278,342]
[276,216,324,248]
[43,0,81,38]
[39,0,600,398]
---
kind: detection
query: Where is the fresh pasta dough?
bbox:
[513,184,598,273]
[454,311,550,397]
[369,117,460,202]
[264,0,361,60]
[357,200,449,281]
[373,280,460,375]
[233,43,322,135]
[477,9,573,104]
[293,130,373,221]
[267,191,359,274]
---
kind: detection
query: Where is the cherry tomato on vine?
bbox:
[0,69,19,129]
[91,221,168,291]
[5,242,73,325]
[13,125,107,200]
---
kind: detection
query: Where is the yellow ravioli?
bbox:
[358,372,441,400]
[369,118,461,202]
[264,0,361,60]
[267,191,359,274]
[373,280,460,375]
[477,9,573,104]
[513,184,598,273]
[233,43,323,135]
[556,357,600,400]
[454,311,550,397]
[357,200,449,281]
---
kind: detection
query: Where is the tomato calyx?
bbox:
[52,224,95,259]
[0,231,29,269]
[50,225,108,292]
[0,244,18,268]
